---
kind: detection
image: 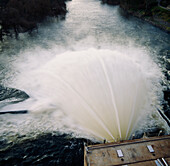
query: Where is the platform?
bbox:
[84,135,170,166]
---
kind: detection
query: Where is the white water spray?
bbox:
[11,48,163,142]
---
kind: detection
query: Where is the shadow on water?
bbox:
[0,133,87,166]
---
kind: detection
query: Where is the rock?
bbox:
[0,85,29,102]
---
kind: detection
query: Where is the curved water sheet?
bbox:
[11,48,164,142]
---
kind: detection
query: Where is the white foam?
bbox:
[6,48,166,141]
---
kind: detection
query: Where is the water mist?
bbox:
[10,48,164,142]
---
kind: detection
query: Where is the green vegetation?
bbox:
[119,0,170,32]
[152,6,170,22]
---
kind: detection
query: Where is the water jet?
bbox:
[19,48,161,141]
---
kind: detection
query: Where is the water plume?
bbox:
[16,48,160,142]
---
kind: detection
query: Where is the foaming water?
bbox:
[5,48,166,142]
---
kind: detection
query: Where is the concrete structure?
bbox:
[84,135,170,166]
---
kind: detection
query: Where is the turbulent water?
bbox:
[0,0,170,165]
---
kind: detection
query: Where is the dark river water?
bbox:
[0,0,170,165]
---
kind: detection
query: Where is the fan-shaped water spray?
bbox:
[14,48,159,142]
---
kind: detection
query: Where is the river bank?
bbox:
[0,0,67,40]
[102,0,170,33]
